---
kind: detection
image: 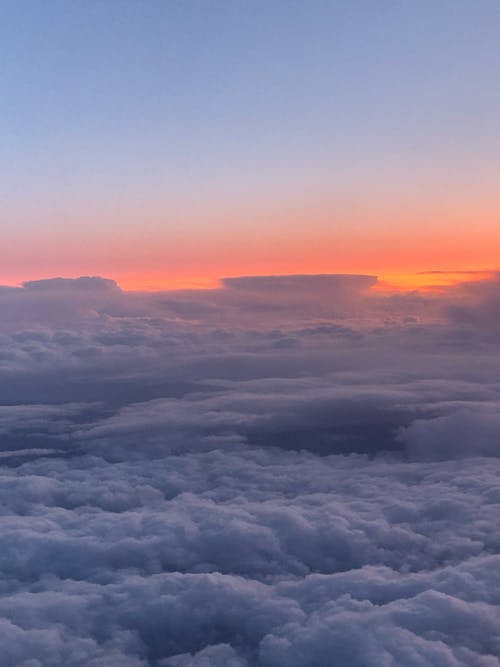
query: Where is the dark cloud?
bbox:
[0,274,499,665]
[23,276,121,292]
[222,274,377,294]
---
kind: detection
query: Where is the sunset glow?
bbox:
[2,2,500,289]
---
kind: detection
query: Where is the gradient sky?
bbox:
[2,0,500,288]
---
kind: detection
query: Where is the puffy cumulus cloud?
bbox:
[0,276,124,331]
[219,274,378,320]
[162,644,248,666]
[0,273,500,665]
[399,404,500,460]
[0,451,499,665]
[427,272,500,344]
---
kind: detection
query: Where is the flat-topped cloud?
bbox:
[22,276,121,292]
[222,274,378,292]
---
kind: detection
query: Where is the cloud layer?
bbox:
[0,273,499,665]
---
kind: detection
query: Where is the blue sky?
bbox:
[1,1,500,284]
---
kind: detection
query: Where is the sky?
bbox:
[2,0,500,288]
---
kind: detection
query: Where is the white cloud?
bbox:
[0,274,500,664]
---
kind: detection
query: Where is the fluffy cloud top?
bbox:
[0,274,499,665]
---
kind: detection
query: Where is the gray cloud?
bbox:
[0,274,500,665]
[398,404,500,460]
[0,450,498,665]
